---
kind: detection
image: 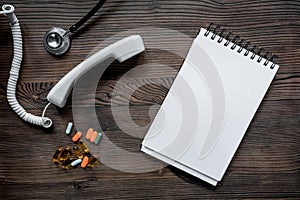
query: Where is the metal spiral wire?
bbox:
[204,23,278,69]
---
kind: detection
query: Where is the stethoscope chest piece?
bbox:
[44,27,71,56]
[43,0,107,56]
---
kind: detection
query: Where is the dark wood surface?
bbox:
[0,0,299,199]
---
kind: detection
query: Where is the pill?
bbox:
[81,156,89,168]
[61,158,74,169]
[85,128,93,140]
[87,156,99,168]
[79,140,89,153]
[71,158,82,167]
[73,146,84,159]
[52,147,63,163]
[94,132,102,145]
[65,121,73,135]
[59,146,71,162]
[90,131,98,143]
[72,131,82,143]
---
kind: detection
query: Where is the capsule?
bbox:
[61,158,75,169]
[65,121,73,135]
[78,140,89,153]
[72,131,82,143]
[71,158,82,167]
[87,156,99,168]
[73,146,84,159]
[94,132,103,145]
[85,128,93,140]
[52,147,63,163]
[81,156,89,168]
[90,131,98,143]
[59,146,71,162]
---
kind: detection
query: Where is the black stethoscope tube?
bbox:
[44,0,107,56]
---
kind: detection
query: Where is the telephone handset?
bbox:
[1,4,145,128]
[47,35,145,108]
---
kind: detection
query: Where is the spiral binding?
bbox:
[204,23,278,69]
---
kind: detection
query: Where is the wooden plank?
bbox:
[0,0,299,199]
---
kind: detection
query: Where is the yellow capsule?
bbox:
[87,156,99,168]
[59,146,71,162]
[52,147,63,163]
[78,140,89,153]
[73,146,84,159]
[61,158,74,170]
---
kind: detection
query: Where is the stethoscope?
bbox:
[43,0,107,56]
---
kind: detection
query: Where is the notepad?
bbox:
[141,24,279,186]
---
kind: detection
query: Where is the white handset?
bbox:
[47,35,145,108]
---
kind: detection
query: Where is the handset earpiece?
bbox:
[47,35,145,107]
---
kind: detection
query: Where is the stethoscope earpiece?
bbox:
[43,27,71,56]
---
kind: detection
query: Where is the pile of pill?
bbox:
[52,141,99,169]
[52,121,101,170]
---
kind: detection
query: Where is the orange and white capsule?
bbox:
[81,156,89,168]
[72,131,82,143]
[90,131,98,143]
[85,128,93,140]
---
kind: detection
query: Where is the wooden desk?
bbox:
[0,1,299,199]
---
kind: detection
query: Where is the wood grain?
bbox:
[0,0,299,199]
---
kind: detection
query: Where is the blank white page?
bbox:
[141,28,279,186]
